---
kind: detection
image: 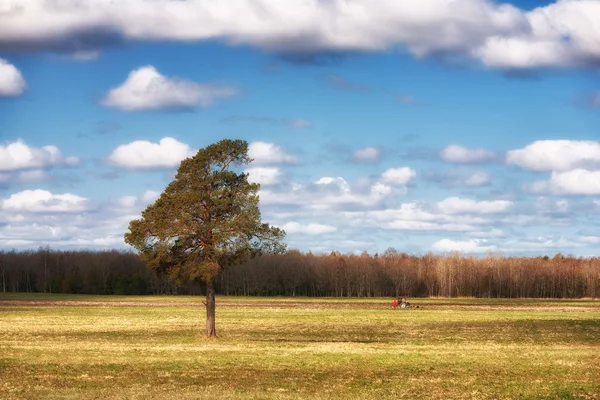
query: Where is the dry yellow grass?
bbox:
[1,294,599,399]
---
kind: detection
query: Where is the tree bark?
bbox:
[205,280,216,337]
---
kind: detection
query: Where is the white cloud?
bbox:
[260,166,416,215]
[464,171,491,186]
[0,0,526,56]
[0,189,161,249]
[497,236,585,253]
[248,142,299,165]
[141,190,161,204]
[5,166,597,254]
[473,0,600,68]
[1,190,89,213]
[0,59,27,97]
[106,137,195,169]
[476,0,600,69]
[351,146,381,163]
[2,0,600,69]
[101,66,237,111]
[260,173,402,212]
[467,228,505,239]
[437,197,513,214]
[474,37,574,69]
[0,139,80,171]
[117,195,137,209]
[578,235,600,244]
[528,169,600,195]
[534,197,570,213]
[507,140,600,172]
[18,170,50,183]
[440,145,496,163]
[342,202,488,232]
[315,177,351,193]
[432,238,496,253]
[116,190,160,209]
[370,182,392,197]
[280,222,337,235]
[380,167,416,186]
[245,167,281,186]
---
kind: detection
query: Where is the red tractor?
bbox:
[391,297,411,309]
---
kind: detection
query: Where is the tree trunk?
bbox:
[205,281,216,337]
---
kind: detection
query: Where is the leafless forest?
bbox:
[1,248,599,298]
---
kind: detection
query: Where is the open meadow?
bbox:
[0,294,599,399]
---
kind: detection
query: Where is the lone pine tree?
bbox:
[125,139,286,337]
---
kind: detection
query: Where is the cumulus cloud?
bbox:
[351,146,381,163]
[101,66,237,111]
[248,142,299,165]
[528,169,600,195]
[0,189,162,248]
[1,0,585,69]
[7,0,598,70]
[245,167,281,186]
[380,167,416,186]
[534,197,569,214]
[436,197,513,214]
[1,190,89,213]
[474,37,574,69]
[262,179,387,211]
[440,145,496,164]
[280,222,337,235]
[577,235,600,244]
[507,140,600,172]
[464,171,491,186]
[261,178,511,236]
[261,166,416,213]
[0,140,80,171]
[341,202,488,232]
[105,137,195,169]
[497,236,585,253]
[432,238,496,253]
[116,190,160,209]
[475,0,600,69]
[315,177,351,193]
[0,59,27,97]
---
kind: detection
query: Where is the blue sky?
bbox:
[1,0,600,255]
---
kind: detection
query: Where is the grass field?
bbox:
[1,294,599,399]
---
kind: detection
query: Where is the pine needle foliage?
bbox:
[124,139,286,336]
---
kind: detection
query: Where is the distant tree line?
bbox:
[1,247,599,298]
[0,247,166,295]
